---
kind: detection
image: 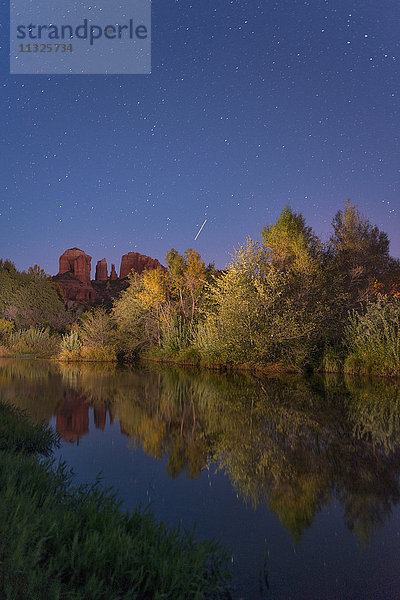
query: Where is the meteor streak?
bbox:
[194,219,207,241]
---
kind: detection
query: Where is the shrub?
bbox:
[59,345,117,362]
[344,296,400,376]
[58,348,81,362]
[176,346,202,364]
[321,345,344,373]
[7,327,60,356]
[79,345,117,362]
[78,308,116,348]
[0,318,14,342]
[194,317,223,361]
[160,317,197,356]
[0,402,58,455]
[60,330,82,353]
[58,323,119,362]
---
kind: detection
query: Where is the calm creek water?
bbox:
[2,358,400,599]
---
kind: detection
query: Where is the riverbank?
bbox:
[0,401,230,599]
[142,351,305,376]
[2,347,400,380]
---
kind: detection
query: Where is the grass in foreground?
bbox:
[0,402,230,600]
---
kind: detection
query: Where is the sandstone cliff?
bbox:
[54,247,165,306]
[59,248,92,284]
[120,252,164,279]
[110,264,118,280]
[95,258,108,282]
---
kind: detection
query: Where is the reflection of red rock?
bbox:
[110,264,118,280]
[95,258,108,282]
[59,248,92,284]
[93,405,107,431]
[120,252,164,279]
[56,391,89,444]
[56,392,113,442]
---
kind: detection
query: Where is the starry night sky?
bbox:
[1,1,399,276]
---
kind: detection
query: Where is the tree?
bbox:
[329,200,395,306]
[165,248,187,317]
[261,206,350,347]
[113,269,174,348]
[197,208,343,368]
[113,275,155,351]
[166,248,207,321]
[261,205,321,274]
[27,265,48,279]
[0,259,66,329]
[198,237,320,366]
[183,249,206,321]
[11,279,65,329]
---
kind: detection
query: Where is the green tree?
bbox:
[261,205,321,273]
[27,265,48,279]
[0,260,66,329]
[11,279,65,329]
[183,248,206,321]
[0,260,20,318]
[198,209,334,368]
[166,248,207,322]
[166,248,187,317]
[329,200,395,306]
[113,269,174,348]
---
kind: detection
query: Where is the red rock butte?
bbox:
[120,252,164,279]
[53,247,164,306]
[59,248,92,284]
[95,258,108,282]
[110,264,118,280]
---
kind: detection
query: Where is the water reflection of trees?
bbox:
[0,358,62,423]
[2,358,400,543]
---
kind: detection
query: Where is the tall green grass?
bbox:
[160,317,197,355]
[320,345,344,373]
[0,402,58,455]
[59,345,117,362]
[59,330,118,362]
[147,318,202,364]
[344,297,400,376]
[0,402,230,599]
[6,326,60,356]
[61,330,82,353]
